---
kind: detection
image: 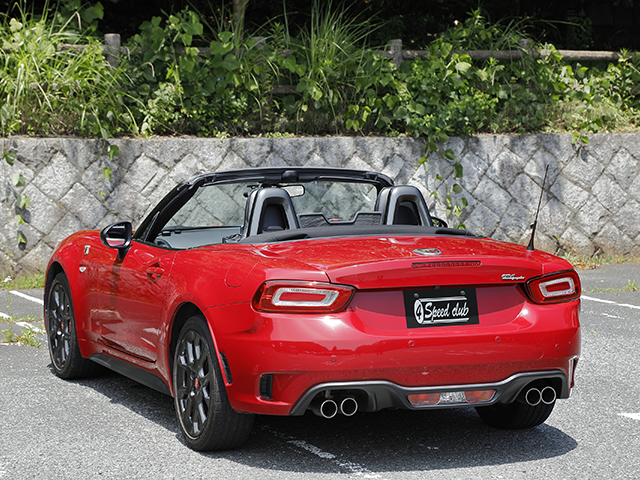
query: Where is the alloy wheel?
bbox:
[175,328,214,439]
[48,281,73,370]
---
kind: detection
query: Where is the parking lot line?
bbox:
[8,290,44,305]
[581,295,640,310]
[619,413,640,421]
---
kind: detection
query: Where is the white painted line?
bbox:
[9,290,44,306]
[288,440,336,459]
[261,426,387,479]
[0,311,10,319]
[619,413,640,421]
[15,322,31,328]
[287,439,384,478]
[582,295,640,310]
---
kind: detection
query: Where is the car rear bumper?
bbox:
[207,298,580,416]
[288,369,572,415]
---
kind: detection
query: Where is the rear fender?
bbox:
[164,298,231,396]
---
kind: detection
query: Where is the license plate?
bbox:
[403,287,479,328]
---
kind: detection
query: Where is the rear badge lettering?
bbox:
[502,274,525,281]
[404,288,479,328]
[413,248,442,256]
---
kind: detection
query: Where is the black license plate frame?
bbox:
[403,287,479,328]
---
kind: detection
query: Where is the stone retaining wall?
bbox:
[2,133,639,274]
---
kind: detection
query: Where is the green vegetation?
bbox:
[0,2,137,138]
[1,271,45,290]
[2,3,639,140]
[0,323,44,347]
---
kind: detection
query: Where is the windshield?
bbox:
[288,181,377,221]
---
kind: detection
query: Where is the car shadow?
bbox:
[242,408,577,473]
[73,368,578,475]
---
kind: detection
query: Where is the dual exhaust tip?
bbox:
[524,386,556,406]
[310,396,358,418]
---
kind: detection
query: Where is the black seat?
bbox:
[243,188,300,237]
[375,186,433,226]
[261,204,287,232]
[395,201,421,225]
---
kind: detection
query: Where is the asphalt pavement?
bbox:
[0,262,639,479]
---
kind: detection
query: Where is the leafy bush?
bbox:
[123,8,278,136]
[1,3,639,140]
[0,2,136,138]
[271,1,383,134]
[436,11,640,136]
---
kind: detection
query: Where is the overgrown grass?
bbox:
[0,323,44,347]
[0,1,137,138]
[0,313,39,324]
[1,271,45,290]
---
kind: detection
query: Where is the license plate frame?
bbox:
[403,287,479,328]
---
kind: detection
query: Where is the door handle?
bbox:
[147,266,164,280]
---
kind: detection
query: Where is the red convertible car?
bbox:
[45,167,581,451]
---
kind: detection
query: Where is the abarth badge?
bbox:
[413,248,442,256]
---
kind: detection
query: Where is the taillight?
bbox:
[525,270,581,304]
[253,281,355,313]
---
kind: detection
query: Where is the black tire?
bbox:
[173,316,254,451]
[46,272,102,379]
[476,390,555,429]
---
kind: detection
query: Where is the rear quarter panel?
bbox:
[159,246,331,342]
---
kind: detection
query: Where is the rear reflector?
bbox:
[525,270,581,304]
[408,390,495,406]
[253,281,355,313]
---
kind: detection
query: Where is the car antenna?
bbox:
[526,165,549,252]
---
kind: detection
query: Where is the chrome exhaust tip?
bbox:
[525,388,542,406]
[339,396,358,416]
[310,398,338,419]
[540,386,556,405]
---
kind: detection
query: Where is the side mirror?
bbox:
[100,222,132,259]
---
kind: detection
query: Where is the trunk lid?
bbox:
[255,234,570,290]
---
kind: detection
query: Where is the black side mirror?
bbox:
[100,222,132,259]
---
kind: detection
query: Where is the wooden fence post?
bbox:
[387,39,403,68]
[104,33,121,68]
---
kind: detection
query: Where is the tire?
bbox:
[476,386,556,429]
[173,316,254,451]
[46,272,102,379]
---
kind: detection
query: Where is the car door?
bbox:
[96,241,176,362]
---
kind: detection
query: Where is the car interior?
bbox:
[150,183,458,249]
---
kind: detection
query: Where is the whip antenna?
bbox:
[526,165,549,252]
